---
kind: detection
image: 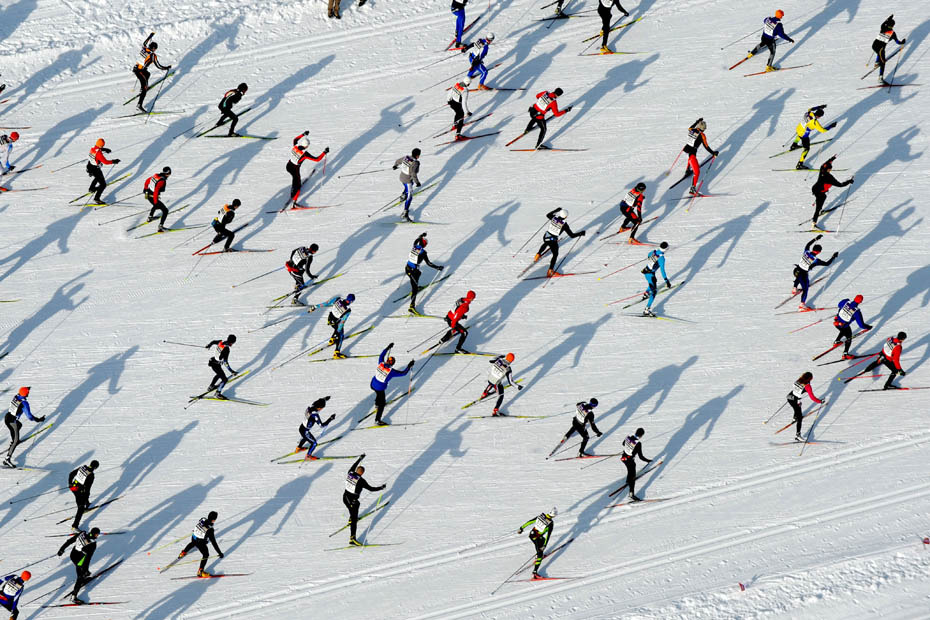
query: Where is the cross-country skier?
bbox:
[176,511,224,577]
[433,290,475,353]
[524,88,572,150]
[370,344,414,425]
[553,0,565,17]
[393,148,422,222]
[86,138,121,205]
[517,508,556,578]
[57,527,100,604]
[1,131,19,174]
[343,454,386,545]
[4,387,46,468]
[68,459,99,530]
[464,33,495,89]
[205,335,237,398]
[447,78,472,140]
[286,131,328,209]
[617,182,647,243]
[641,242,670,317]
[872,15,905,86]
[405,232,444,313]
[791,105,836,170]
[786,372,824,441]
[562,399,602,457]
[845,331,907,390]
[217,83,248,137]
[532,208,585,277]
[132,32,171,112]
[792,235,837,310]
[744,10,794,72]
[309,294,355,359]
[210,199,240,252]
[143,166,172,232]
[833,295,872,358]
[479,352,523,416]
[682,118,718,196]
[286,243,319,304]
[296,396,334,460]
[597,0,629,54]
[810,156,853,228]
[451,0,469,47]
[0,570,31,620]
[620,428,651,501]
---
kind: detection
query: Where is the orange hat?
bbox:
[18,386,30,397]
[775,9,784,19]
[505,353,515,363]
[21,570,31,581]
[95,138,105,148]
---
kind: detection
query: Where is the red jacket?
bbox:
[144,172,167,204]
[881,337,903,369]
[446,298,470,329]
[532,91,567,119]
[89,146,114,166]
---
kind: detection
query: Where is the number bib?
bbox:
[345,473,360,494]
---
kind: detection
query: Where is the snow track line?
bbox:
[409,480,930,620]
[182,431,930,619]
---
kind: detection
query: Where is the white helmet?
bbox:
[485,32,495,42]
[297,136,310,149]
[556,209,568,219]
[463,77,472,87]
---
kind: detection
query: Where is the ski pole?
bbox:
[146,535,189,555]
[513,221,548,257]
[415,52,463,72]
[96,207,148,226]
[162,340,205,348]
[368,194,403,218]
[93,189,145,211]
[407,327,447,353]
[145,69,171,125]
[231,266,284,288]
[720,27,763,51]
[419,69,464,93]
[273,335,331,371]
[249,314,299,333]
[788,318,826,334]
[451,373,479,395]
[336,168,389,179]
[762,401,787,425]
[662,149,683,177]
[51,159,85,173]
[885,35,906,87]
[8,487,70,504]
[7,554,56,575]
[599,258,646,281]
[540,0,559,8]
[547,235,584,283]
[835,182,853,235]
[491,552,536,595]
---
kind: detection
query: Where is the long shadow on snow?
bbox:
[0,0,36,43]
[0,271,89,356]
[709,89,794,182]
[223,467,333,555]
[595,356,699,444]
[137,580,224,619]
[0,454,91,531]
[639,385,743,496]
[368,418,469,536]
[93,422,198,508]
[14,104,112,172]
[775,0,863,65]
[0,45,97,118]
[0,210,89,283]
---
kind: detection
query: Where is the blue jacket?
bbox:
[469,41,489,69]
[370,346,411,391]
[8,395,37,422]
[762,17,792,42]
[835,298,868,329]
[644,249,667,281]
[0,574,25,611]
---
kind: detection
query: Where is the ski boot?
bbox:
[536,144,552,150]
[197,570,212,578]
[408,304,417,315]
[146,215,156,223]
[333,350,347,359]
[764,65,777,72]
[688,185,698,195]
[794,433,803,442]
[798,302,811,311]
[842,353,855,360]
[157,225,166,233]
[533,253,541,262]
[454,347,470,354]
[137,103,146,113]
[2,458,14,468]
[578,451,591,458]
[70,594,86,605]
[401,211,413,222]
[599,46,612,54]
[454,133,465,141]
[177,551,187,559]
[546,269,561,277]
[796,162,811,170]
[618,226,631,233]
[642,307,656,317]
[291,296,302,306]
[214,393,228,401]
[476,84,492,91]
[349,537,362,547]
[629,494,642,502]
[789,142,801,151]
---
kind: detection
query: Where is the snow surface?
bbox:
[1,0,929,618]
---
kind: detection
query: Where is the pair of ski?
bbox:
[68,172,133,204]
[328,498,392,538]
[186,370,252,406]
[193,106,260,138]
[356,388,419,425]
[743,63,812,77]
[39,559,125,607]
[435,131,500,146]
[460,379,524,410]
[429,112,493,139]
[773,276,827,309]
[306,325,377,357]
[608,280,686,309]
[579,15,645,41]
[811,328,868,361]
[607,460,664,497]
[54,497,122,525]
[268,273,345,306]
[598,215,659,242]
[493,537,577,593]
[770,139,832,158]
[269,435,346,462]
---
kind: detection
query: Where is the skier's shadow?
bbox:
[0,45,98,117]
[0,210,89,283]
[0,0,37,42]
[222,468,332,555]
[640,385,743,495]
[0,455,89,531]
[137,580,223,619]
[596,356,699,443]
[776,0,863,65]
[15,104,111,171]
[0,270,90,355]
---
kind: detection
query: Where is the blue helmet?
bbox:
[346,294,356,303]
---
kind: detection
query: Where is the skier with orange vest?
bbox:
[285,131,328,209]
[370,343,414,425]
[523,88,572,150]
[86,138,121,205]
[144,166,172,232]
[617,182,647,243]
[132,32,171,112]
[845,332,908,390]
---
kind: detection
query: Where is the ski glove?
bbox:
[438,265,445,271]
[218,552,224,558]
[579,230,586,236]
[712,150,720,157]
[898,370,906,376]
[827,122,837,130]
[37,416,45,422]
[517,385,524,391]
[596,432,603,437]
[815,234,823,241]
[901,38,906,45]
[324,147,330,153]
[565,106,573,113]
[377,484,386,491]
[387,342,394,350]
[406,360,415,369]
[113,159,121,164]
[831,252,838,259]
[518,527,524,534]
[416,181,421,187]
[665,279,671,289]
[303,130,309,136]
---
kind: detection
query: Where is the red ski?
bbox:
[744,63,812,77]
[446,14,483,50]
[774,410,816,434]
[435,131,500,146]
[774,276,826,309]
[775,306,829,316]
[811,328,868,361]
[728,54,752,70]
[859,387,930,392]
[523,270,597,281]
[430,113,493,138]
[171,572,252,580]
[510,147,588,152]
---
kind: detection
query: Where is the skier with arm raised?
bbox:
[791,235,837,311]
[286,131,328,209]
[744,10,794,72]
[132,32,171,112]
[343,454,386,546]
[297,397,335,460]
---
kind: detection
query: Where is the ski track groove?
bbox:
[181,430,930,619]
